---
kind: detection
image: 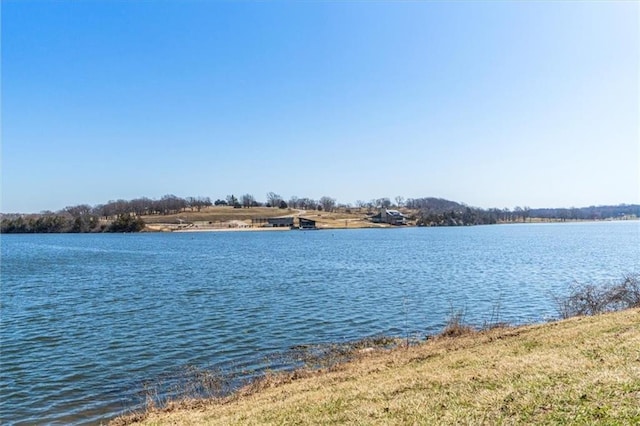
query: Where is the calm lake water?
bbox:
[1,222,639,425]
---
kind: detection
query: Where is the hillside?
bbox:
[3,200,638,233]
[141,206,391,231]
[114,308,640,425]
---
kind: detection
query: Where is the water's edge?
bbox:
[1,222,638,424]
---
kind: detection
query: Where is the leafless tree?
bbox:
[158,194,186,214]
[241,194,255,208]
[319,196,337,212]
[129,198,152,215]
[64,204,92,218]
[514,206,524,222]
[188,196,211,212]
[288,196,300,209]
[376,198,391,209]
[266,192,283,208]
[226,194,239,207]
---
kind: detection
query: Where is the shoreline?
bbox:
[147,218,640,234]
[112,307,640,425]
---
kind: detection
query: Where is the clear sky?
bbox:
[2,1,638,213]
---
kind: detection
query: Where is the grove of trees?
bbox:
[0,211,144,233]
[0,194,210,233]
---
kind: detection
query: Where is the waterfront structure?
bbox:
[298,217,317,229]
[369,209,407,225]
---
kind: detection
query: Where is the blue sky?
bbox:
[2,1,638,213]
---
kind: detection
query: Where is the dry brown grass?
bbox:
[296,211,387,230]
[141,206,406,231]
[112,308,640,425]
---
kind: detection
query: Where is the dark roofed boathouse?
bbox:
[267,217,294,227]
[252,217,294,228]
[298,217,317,229]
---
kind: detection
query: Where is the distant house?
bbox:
[267,217,294,227]
[298,217,317,230]
[369,209,407,225]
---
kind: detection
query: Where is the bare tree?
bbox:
[288,196,299,209]
[64,204,98,232]
[319,196,336,212]
[64,204,92,218]
[514,206,524,222]
[266,192,282,208]
[241,194,255,208]
[226,195,239,207]
[395,196,405,208]
[188,196,211,212]
[502,207,511,222]
[296,198,316,209]
[159,194,186,214]
[376,198,391,209]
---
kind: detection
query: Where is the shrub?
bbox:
[557,274,640,319]
[440,308,475,338]
[107,214,146,232]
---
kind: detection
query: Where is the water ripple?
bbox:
[1,222,639,424]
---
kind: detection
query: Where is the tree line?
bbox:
[217,193,338,212]
[0,213,145,234]
[410,198,640,227]
[527,205,640,221]
[93,195,214,218]
[1,194,213,233]
[0,192,339,233]
[1,191,637,233]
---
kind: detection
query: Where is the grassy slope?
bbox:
[141,206,389,230]
[116,309,640,425]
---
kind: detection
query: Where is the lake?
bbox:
[1,221,639,425]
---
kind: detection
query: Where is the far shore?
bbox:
[145,218,639,234]
[147,223,392,233]
[3,203,637,234]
